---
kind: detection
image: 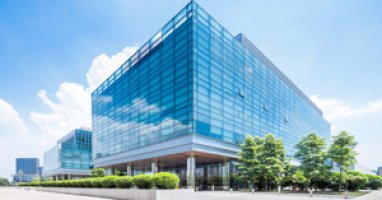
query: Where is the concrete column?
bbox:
[222,161,230,190]
[126,165,132,176]
[151,161,158,174]
[187,155,196,188]
[68,174,71,180]
[106,168,113,176]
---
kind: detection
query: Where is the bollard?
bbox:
[230,188,233,193]
[251,188,254,195]
[212,185,214,191]
[345,191,349,199]
[278,186,281,194]
[309,189,313,198]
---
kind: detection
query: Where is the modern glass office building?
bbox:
[92,2,330,188]
[43,128,92,180]
[14,158,40,182]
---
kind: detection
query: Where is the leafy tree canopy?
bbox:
[294,133,327,186]
[91,168,105,177]
[0,177,10,186]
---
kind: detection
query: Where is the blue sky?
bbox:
[1,0,382,179]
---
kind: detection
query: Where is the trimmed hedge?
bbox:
[82,178,93,188]
[17,172,179,189]
[91,178,103,188]
[153,172,180,189]
[101,176,117,188]
[133,174,154,189]
[115,176,133,188]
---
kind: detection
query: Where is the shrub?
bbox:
[82,178,93,187]
[366,174,382,190]
[328,172,346,191]
[74,180,82,187]
[133,174,154,189]
[153,172,179,189]
[57,181,65,187]
[51,181,57,187]
[68,180,77,187]
[31,182,40,187]
[347,175,367,191]
[70,180,78,187]
[17,182,29,186]
[115,176,133,188]
[91,178,103,188]
[63,180,71,187]
[78,179,89,187]
[101,176,117,188]
[92,168,105,177]
[40,181,48,187]
[114,169,123,176]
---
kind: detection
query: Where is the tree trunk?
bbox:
[339,167,342,194]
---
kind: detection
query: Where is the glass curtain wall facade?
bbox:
[192,7,330,154]
[43,128,93,180]
[14,158,40,182]
[92,4,194,159]
[92,2,330,188]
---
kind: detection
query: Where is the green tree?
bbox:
[253,134,288,191]
[113,169,123,176]
[328,172,346,191]
[315,169,332,191]
[237,135,260,188]
[346,172,367,191]
[328,131,357,193]
[294,133,327,189]
[0,177,10,186]
[32,177,47,182]
[281,169,307,192]
[91,168,105,177]
[366,174,382,190]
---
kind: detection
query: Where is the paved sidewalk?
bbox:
[0,187,112,200]
[1,187,380,200]
[355,190,382,200]
[193,191,349,200]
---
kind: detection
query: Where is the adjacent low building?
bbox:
[377,167,382,176]
[43,128,93,180]
[91,1,330,189]
[14,158,40,182]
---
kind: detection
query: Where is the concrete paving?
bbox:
[0,187,112,200]
[192,191,338,200]
[1,187,381,200]
[192,191,371,200]
[355,190,382,200]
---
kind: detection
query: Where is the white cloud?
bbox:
[310,95,382,121]
[0,45,138,179]
[0,99,28,136]
[0,99,47,179]
[30,45,138,139]
[86,46,138,91]
[30,83,90,138]
[311,95,382,170]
